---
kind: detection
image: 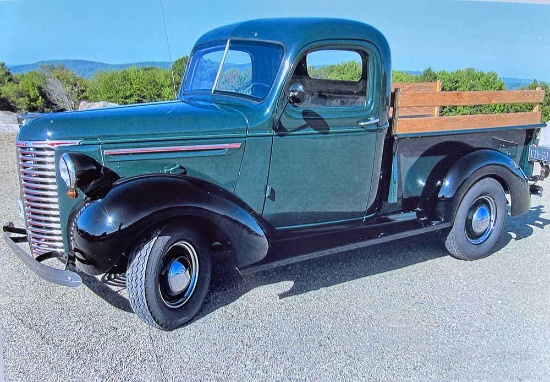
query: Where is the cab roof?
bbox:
[194,18,390,58]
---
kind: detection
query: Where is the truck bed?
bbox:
[387,83,546,207]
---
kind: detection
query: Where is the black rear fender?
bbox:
[418,149,530,221]
[73,175,269,275]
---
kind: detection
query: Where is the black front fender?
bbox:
[73,174,269,274]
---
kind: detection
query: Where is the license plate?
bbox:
[529,145,550,162]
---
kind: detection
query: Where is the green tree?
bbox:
[0,62,13,86]
[217,67,252,93]
[392,70,422,83]
[19,71,48,112]
[0,64,51,112]
[86,66,174,105]
[308,60,362,81]
[171,55,189,90]
[0,62,17,111]
[419,68,437,82]
[436,68,505,91]
[1,80,25,111]
[393,68,437,83]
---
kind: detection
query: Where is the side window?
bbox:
[291,49,368,108]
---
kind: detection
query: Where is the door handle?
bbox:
[358,117,379,127]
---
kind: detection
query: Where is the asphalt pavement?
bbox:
[0,132,549,381]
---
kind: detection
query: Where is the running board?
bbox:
[238,220,452,275]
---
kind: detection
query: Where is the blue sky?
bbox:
[1,0,549,81]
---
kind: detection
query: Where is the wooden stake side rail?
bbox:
[399,89,545,107]
[391,85,545,135]
[397,112,542,134]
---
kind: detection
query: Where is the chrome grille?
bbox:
[18,145,64,255]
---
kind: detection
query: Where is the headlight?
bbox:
[55,152,120,199]
[59,153,76,187]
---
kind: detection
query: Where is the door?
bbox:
[262,47,380,229]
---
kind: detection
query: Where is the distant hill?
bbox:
[8,59,172,79]
[501,77,536,90]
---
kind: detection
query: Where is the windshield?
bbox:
[182,40,284,100]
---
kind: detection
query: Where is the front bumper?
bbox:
[2,223,82,287]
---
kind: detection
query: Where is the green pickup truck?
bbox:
[3,18,549,330]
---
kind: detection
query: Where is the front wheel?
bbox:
[126,223,212,330]
[445,178,507,260]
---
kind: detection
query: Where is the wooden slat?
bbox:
[399,107,436,117]
[392,82,439,92]
[399,89,545,107]
[396,112,542,135]
[392,81,442,117]
[434,80,442,117]
[533,86,542,112]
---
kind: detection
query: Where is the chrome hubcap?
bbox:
[471,205,491,235]
[167,260,191,294]
[466,196,496,245]
[160,241,199,308]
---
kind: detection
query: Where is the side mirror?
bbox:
[288,83,305,105]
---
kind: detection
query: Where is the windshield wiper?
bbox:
[211,39,231,93]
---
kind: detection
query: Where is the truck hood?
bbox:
[17,99,248,143]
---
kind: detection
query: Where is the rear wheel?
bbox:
[126,223,212,330]
[445,178,507,260]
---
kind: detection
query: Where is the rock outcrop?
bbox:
[0,111,19,133]
[79,101,119,110]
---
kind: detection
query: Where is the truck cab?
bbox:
[180,18,391,229]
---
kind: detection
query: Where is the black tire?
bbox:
[126,223,212,330]
[445,178,507,260]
